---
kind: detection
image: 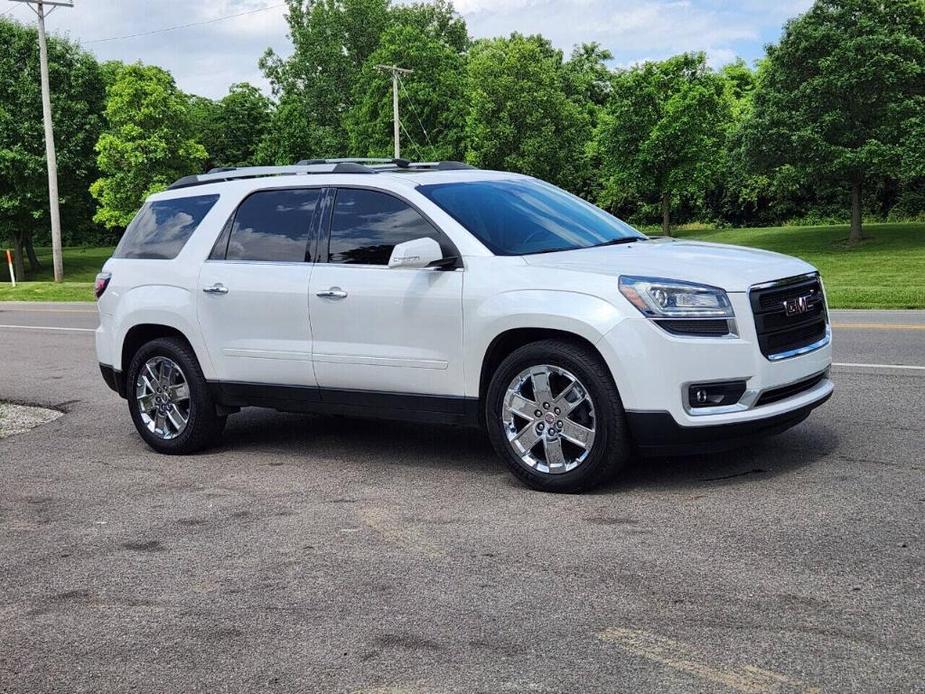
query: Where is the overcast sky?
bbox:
[2,0,814,99]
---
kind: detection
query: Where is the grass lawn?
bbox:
[0,246,110,302]
[674,222,925,309]
[1,222,923,307]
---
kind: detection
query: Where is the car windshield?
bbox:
[417,178,646,256]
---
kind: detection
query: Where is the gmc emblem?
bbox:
[783,295,811,316]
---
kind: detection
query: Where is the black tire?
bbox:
[485,338,631,492]
[126,337,225,454]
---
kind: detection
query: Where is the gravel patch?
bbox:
[0,402,62,439]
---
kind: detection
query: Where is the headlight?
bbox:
[618,276,734,319]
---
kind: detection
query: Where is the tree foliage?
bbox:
[346,23,467,160]
[192,84,273,169]
[90,63,206,229]
[0,18,104,276]
[742,0,925,241]
[5,0,925,267]
[465,34,589,189]
[259,0,391,163]
[595,53,732,235]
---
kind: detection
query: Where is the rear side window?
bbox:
[328,188,446,265]
[225,189,321,262]
[114,194,219,259]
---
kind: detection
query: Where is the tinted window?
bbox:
[328,188,446,265]
[418,179,646,255]
[114,194,219,259]
[226,189,320,262]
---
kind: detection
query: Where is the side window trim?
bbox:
[321,185,462,269]
[316,187,337,267]
[208,186,325,263]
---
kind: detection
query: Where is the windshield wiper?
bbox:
[590,237,645,248]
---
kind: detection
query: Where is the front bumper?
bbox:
[596,292,833,448]
[627,389,832,456]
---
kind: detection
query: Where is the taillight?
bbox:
[94,272,111,299]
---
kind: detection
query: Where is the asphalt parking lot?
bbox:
[1,304,923,693]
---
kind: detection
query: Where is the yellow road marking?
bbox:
[598,627,820,693]
[832,322,925,331]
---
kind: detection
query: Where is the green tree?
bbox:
[0,18,105,278]
[390,0,469,52]
[743,0,925,242]
[594,53,732,235]
[562,42,614,200]
[260,0,391,162]
[346,22,467,160]
[90,63,206,229]
[465,34,588,189]
[193,83,272,168]
[562,42,614,111]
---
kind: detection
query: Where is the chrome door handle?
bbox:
[316,288,348,299]
[202,283,229,295]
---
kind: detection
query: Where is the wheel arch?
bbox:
[117,324,199,397]
[478,328,609,420]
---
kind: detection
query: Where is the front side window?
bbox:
[114,194,219,260]
[418,178,646,256]
[328,188,447,265]
[225,188,321,262]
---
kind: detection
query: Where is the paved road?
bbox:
[1,303,923,693]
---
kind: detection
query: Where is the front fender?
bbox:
[464,289,627,397]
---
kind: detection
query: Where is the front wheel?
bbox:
[485,339,631,492]
[126,337,225,454]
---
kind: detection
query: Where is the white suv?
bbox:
[95,159,833,492]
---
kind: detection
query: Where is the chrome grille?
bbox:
[750,274,829,360]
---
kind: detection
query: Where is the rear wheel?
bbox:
[127,337,225,454]
[486,339,630,492]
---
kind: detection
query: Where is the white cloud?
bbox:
[2,0,814,98]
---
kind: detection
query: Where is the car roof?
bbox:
[148,162,528,202]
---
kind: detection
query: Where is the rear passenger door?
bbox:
[308,187,464,398]
[197,187,321,387]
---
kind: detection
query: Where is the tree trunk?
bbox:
[849,180,863,244]
[661,193,671,237]
[12,233,25,281]
[24,231,41,271]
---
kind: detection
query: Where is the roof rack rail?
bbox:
[294,157,394,166]
[167,159,480,190]
[166,162,375,190]
[294,158,476,171]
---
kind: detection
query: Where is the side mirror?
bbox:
[388,237,445,269]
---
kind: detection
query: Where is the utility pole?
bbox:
[9,0,73,282]
[375,64,413,159]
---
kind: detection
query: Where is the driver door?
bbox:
[307,187,464,398]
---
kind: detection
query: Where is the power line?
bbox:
[397,72,438,160]
[84,2,286,44]
[398,117,427,161]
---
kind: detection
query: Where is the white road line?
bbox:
[0,324,95,333]
[0,306,96,314]
[833,361,925,371]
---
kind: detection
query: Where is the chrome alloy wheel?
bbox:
[501,365,596,475]
[135,356,191,440]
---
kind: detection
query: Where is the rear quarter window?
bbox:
[113,194,219,259]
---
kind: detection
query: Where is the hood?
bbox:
[521,238,816,292]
